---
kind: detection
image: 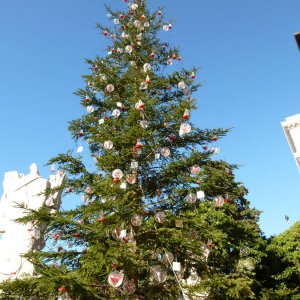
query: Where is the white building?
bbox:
[281,114,300,170]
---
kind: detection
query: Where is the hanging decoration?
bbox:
[154,211,166,223]
[108,271,124,288]
[150,265,167,284]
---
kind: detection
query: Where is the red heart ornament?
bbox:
[108,271,124,288]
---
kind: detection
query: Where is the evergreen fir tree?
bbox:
[0,1,265,299]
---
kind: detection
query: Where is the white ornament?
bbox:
[179,122,191,136]
[131,161,138,169]
[77,146,83,153]
[143,63,151,72]
[140,82,148,90]
[113,18,120,25]
[108,271,124,288]
[172,262,182,271]
[104,140,113,150]
[100,74,106,82]
[87,106,94,113]
[211,147,220,154]
[178,81,186,89]
[140,120,149,128]
[120,182,127,190]
[112,109,121,117]
[167,59,173,65]
[98,118,105,125]
[125,45,133,54]
[112,169,123,179]
[106,84,115,93]
[144,21,150,27]
[161,147,170,157]
[163,25,169,31]
[186,193,197,204]
[197,190,205,200]
[134,20,141,28]
[130,3,138,10]
[135,100,145,110]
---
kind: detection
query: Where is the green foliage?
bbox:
[258,221,300,299]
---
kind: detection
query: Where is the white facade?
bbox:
[281,114,300,170]
[0,163,65,282]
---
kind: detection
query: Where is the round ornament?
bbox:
[85,186,94,194]
[140,82,148,89]
[134,20,141,28]
[186,193,197,204]
[125,45,133,54]
[86,106,94,113]
[120,182,127,189]
[179,122,191,136]
[162,252,174,264]
[144,21,150,27]
[136,33,142,41]
[77,146,83,153]
[108,271,124,288]
[131,214,142,227]
[214,196,224,207]
[154,211,166,223]
[130,3,138,10]
[160,147,170,157]
[167,59,173,65]
[112,169,124,179]
[112,109,121,117]
[104,140,113,150]
[105,84,115,93]
[178,81,186,89]
[150,52,155,59]
[191,165,201,174]
[143,63,151,72]
[100,74,106,82]
[140,120,149,128]
[163,24,169,31]
[113,18,120,25]
[123,280,136,294]
[150,265,167,284]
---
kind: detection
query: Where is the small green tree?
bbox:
[0,1,265,299]
[259,221,300,300]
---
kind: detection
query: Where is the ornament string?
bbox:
[153,224,188,300]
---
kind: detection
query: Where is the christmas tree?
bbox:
[0,1,265,299]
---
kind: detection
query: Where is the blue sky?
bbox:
[0,0,299,237]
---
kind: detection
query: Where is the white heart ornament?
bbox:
[108,271,124,288]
